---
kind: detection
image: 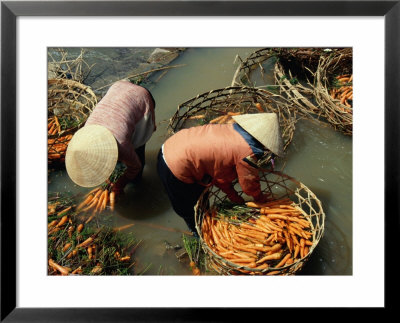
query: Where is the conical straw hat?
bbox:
[232,113,284,157]
[66,125,118,187]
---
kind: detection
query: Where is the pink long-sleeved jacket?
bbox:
[85,80,156,180]
[163,123,262,199]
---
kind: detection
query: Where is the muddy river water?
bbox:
[48,47,352,275]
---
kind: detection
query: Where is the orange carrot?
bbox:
[76,236,94,249]
[209,115,225,124]
[119,256,130,262]
[255,252,282,264]
[77,223,84,233]
[57,206,72,217]
[56,215,68,227]
[255,103,264,112]
[71,266,82,275]
[76,194,94,212]
[274,253,291,268]
[113,223,135,232]
[62,243,72,253]
[48,259,71,275]
[109,191,115,211]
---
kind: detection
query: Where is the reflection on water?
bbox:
[48,47,352,275]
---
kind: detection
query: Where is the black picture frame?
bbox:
[1,1,398,321]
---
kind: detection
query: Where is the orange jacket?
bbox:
[163,123,263,199]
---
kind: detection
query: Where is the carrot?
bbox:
[87,246,93,259]
[113,223,135,232]
[48,220,58,229]
[109,191,115,211]
[305,239,313,246]
[192,267,201,275]
[91,265,102,274]
[255,252,282,264]
[293,244,300,258]
[56,215,68,227]
[227,111,241,116]
[77,223,84,233]
[255,103,264,112]
[85,212,97,224]
[274,253,291,268]
[76,236,94,249]
[188,114,205,120]
[95,189,107,212]
[209,115,225,124]
[62,243,72,253]
[71,266,82,275]
[119,256,131,262]
[217,115,230,124]
[84,186,102,198]
[285,258,294,265]
[101,190,109,211]
[48,259,71,275]
[76,194,94,212]
[57,206,72,217]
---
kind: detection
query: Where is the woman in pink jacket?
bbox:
[66,80,156,194]
[157,113,284,236]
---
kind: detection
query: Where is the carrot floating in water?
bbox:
[48,259,71,276]
[109,191,115,211]
[113,223,135,232]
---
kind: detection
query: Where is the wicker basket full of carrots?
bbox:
[194,170,325,276]
[47,78,97,163]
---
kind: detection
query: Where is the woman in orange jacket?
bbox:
[157,113,284,236]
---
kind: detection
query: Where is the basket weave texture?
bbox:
[194,170,325,275]
[47,78,97,163]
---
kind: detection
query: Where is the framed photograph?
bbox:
[1,0,397,321]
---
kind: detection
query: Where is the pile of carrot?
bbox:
[48,194,138,276]
[329,74,353,113]
[201,198,313,275]
[76,185,116,224]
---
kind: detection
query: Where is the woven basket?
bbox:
[311,48,353,136]
[47,78,97,163]
[194,170,325,275]
[167,86,300,165]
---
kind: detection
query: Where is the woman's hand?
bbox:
[228,193,245,205]
[254,192,271,203]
